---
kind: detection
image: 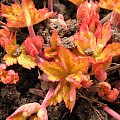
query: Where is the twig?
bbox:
[77,92,120,120]
[100,12,112,24]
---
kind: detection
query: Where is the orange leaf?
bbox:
[74,31,98,56]
[69,0,85,6]
[96,43,120,61]
[99,0,120,13]
[58,46,75,72]
[44,31,60,58]
[71,56,89,74]
[96,21,112,51]
[1,0,53,28]
[38,62,67,82]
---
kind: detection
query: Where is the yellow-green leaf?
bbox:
[38,62,67,82]
[3,54,17,66]
[17,50,36,69]
[58,46,75,73]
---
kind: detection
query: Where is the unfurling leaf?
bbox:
[24,36,43,57]
[6,103,41,120]
[106,88,119,102]
[94,69,107,81]
[37,107,48,120]
[97,82,119,102]
[0,64,19,84]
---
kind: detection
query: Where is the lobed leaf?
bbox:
[38,62,67,82]
[1,0,53,28]
[17,50,36,69]
[58,46,75,72]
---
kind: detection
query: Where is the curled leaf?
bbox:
[6,103,41,120]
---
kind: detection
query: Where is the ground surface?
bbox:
[0,0,120,120]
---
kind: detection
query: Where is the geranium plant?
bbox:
[0,0,120,120]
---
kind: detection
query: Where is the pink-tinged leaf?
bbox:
[37,107,48,120]
[58,46,75,72]
[92,58,112,72]
[1,70,19,84]
[66,72,83,89]
[24,36,43,57]
[111,12,120,26]
[106,88,119,102]
[0,64,6,70]
[31,36,43,51]
[38,62,67,82]
[95,69,107,81]
[97,82,111,97]
[24,38,38,57]
[81,75,93,88]
[97,43,120,61]
[77,1,99,22]
[96,21,112,50]
[0,26,10,48]
[6,103,41,120]
[63,84,76,112]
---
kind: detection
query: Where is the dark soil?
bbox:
[0,0,120,120]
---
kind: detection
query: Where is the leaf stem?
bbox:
[27,25,35,38]
[48,0,53,11]
[103,105,120,120]
[41,88,53,108]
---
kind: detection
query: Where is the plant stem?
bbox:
[43,0,47,8]
[41,88,53,108]
[48,0,53,11]
[103,105,120,120]
[27,25,35,38]
[100,13,112,24]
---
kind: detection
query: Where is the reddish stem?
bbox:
[103,105,120,120]
[41,88,53,108]
[48,0,53,11]
[27,25,35,38]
